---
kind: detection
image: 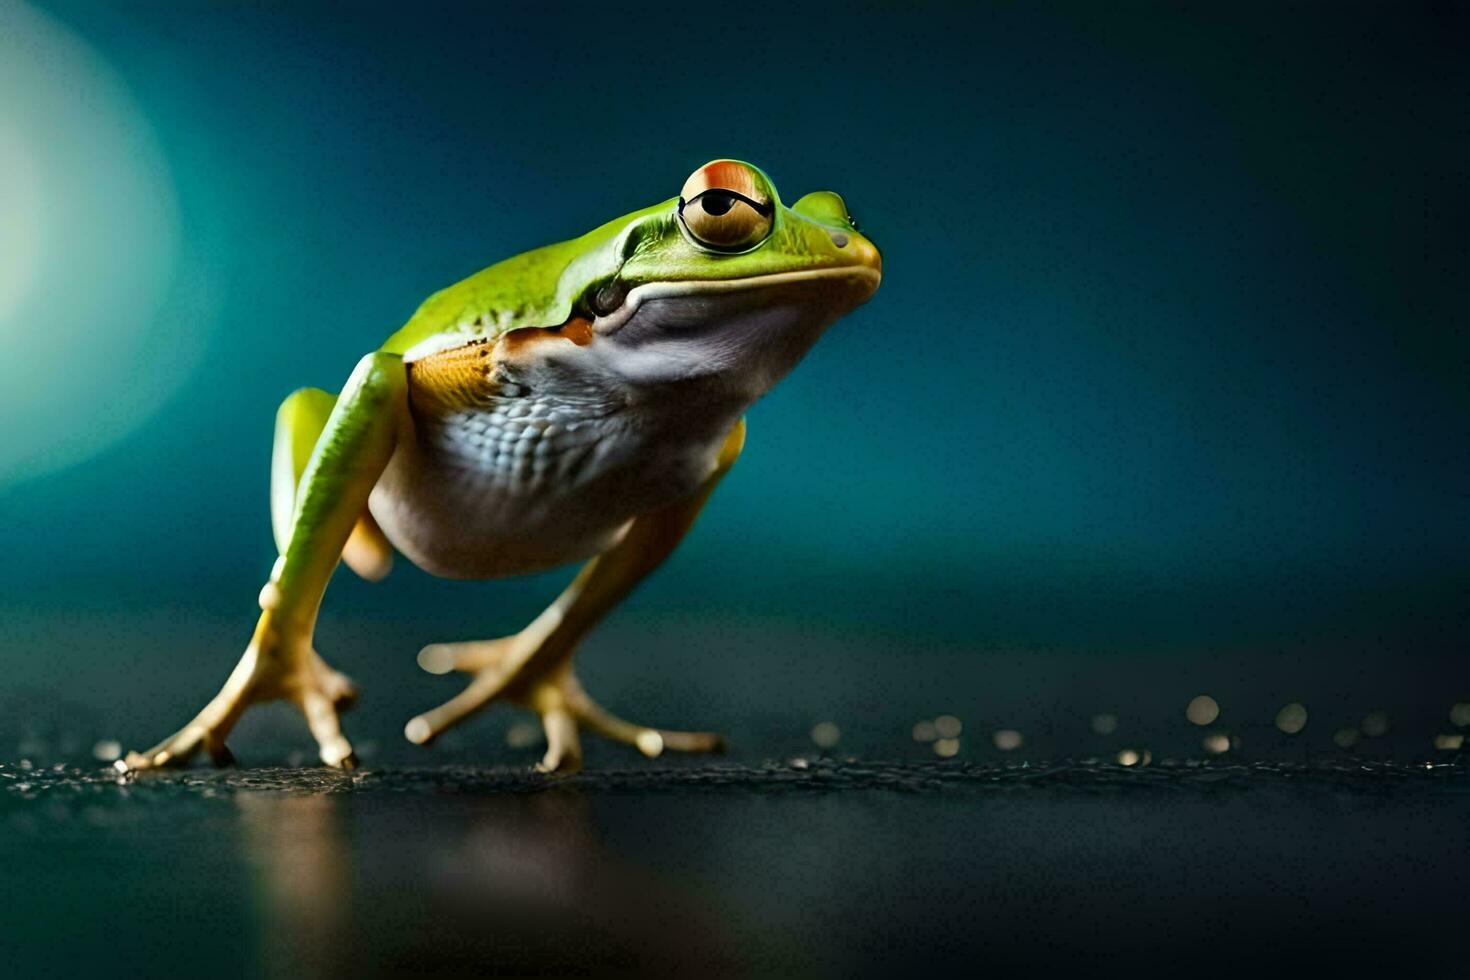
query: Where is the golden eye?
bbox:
[679,190,772,250]
[677,161,774,252]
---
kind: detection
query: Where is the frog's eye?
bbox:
[679,191,772,251]
[677,161,774,253]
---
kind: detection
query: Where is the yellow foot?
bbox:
[405,638,726,773]
[123,622,360,771]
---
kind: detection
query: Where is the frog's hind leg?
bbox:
[124,354,409,770]
[404,419,745,772]
[273,386,395,583]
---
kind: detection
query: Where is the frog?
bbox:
[123,159,881,773]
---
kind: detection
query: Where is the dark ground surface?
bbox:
[3,757,1467,978]
[2,608,1469,977]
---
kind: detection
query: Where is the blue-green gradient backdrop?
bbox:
[1,1,1464,759]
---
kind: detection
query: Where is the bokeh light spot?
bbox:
[933,738,960,758]
[992,729,1023,751]
[1202,732,1230,755]
[504,722,540,749]
[1360,711,1389,738]
[1275,702,1308,734]
[810,721,841,749]
[1186,695,1220,726]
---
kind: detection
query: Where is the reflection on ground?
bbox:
[3,760,1467,976]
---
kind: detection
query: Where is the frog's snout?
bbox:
[825,228,882,298]
[840,232,882,284]
[789,189,881,290]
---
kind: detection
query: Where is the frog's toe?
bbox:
[121,656,261,771]
[282,656,361,768]
[559,669,727,758]
[535,706,583,774]
[416,635,518,676]
[534,668,724,769]
[121,723,235,771]
[405,650,726,770]
[124,632,362,771]
[403,639,516,745]
[317,662,359,711]
[298,690,358,768]
[403,661,517,746]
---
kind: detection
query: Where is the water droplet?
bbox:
[934,715,962,738]
[992,729,1023,751]
[810,722,841,749]
[1361,711,1389,737]
[504,723,540,749]
[1186,695,1220,726]
[1275,702,1308,734]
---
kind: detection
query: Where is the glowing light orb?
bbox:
[0,3,195,486]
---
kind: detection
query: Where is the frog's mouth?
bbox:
[588,266,881,337]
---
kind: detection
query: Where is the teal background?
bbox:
[2,5,1468,977]
[0,1,1465,761]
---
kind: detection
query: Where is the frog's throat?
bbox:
[589,266,881,336]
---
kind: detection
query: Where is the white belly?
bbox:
[368,386,739,579]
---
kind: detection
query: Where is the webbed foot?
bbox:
[122,616,360,771]
[405,638,725,773]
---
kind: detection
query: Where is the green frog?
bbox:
[124,160,881,772]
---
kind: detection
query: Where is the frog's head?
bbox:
[567,159,881,396]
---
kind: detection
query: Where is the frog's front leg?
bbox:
[124,352,409,770]
[405,419,746,772]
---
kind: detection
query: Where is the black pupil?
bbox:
[701,191,737,216]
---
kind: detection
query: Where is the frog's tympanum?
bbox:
[125,161,881,772]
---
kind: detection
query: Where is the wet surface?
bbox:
[4,758,1467,977]
[7,756,1470,797]
[3,604,1467,975]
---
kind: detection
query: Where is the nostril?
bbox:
[829,230,849,248]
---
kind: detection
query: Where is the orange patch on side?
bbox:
[408,338,497,414]
[498,316,594,357]
[407,317,594,415]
